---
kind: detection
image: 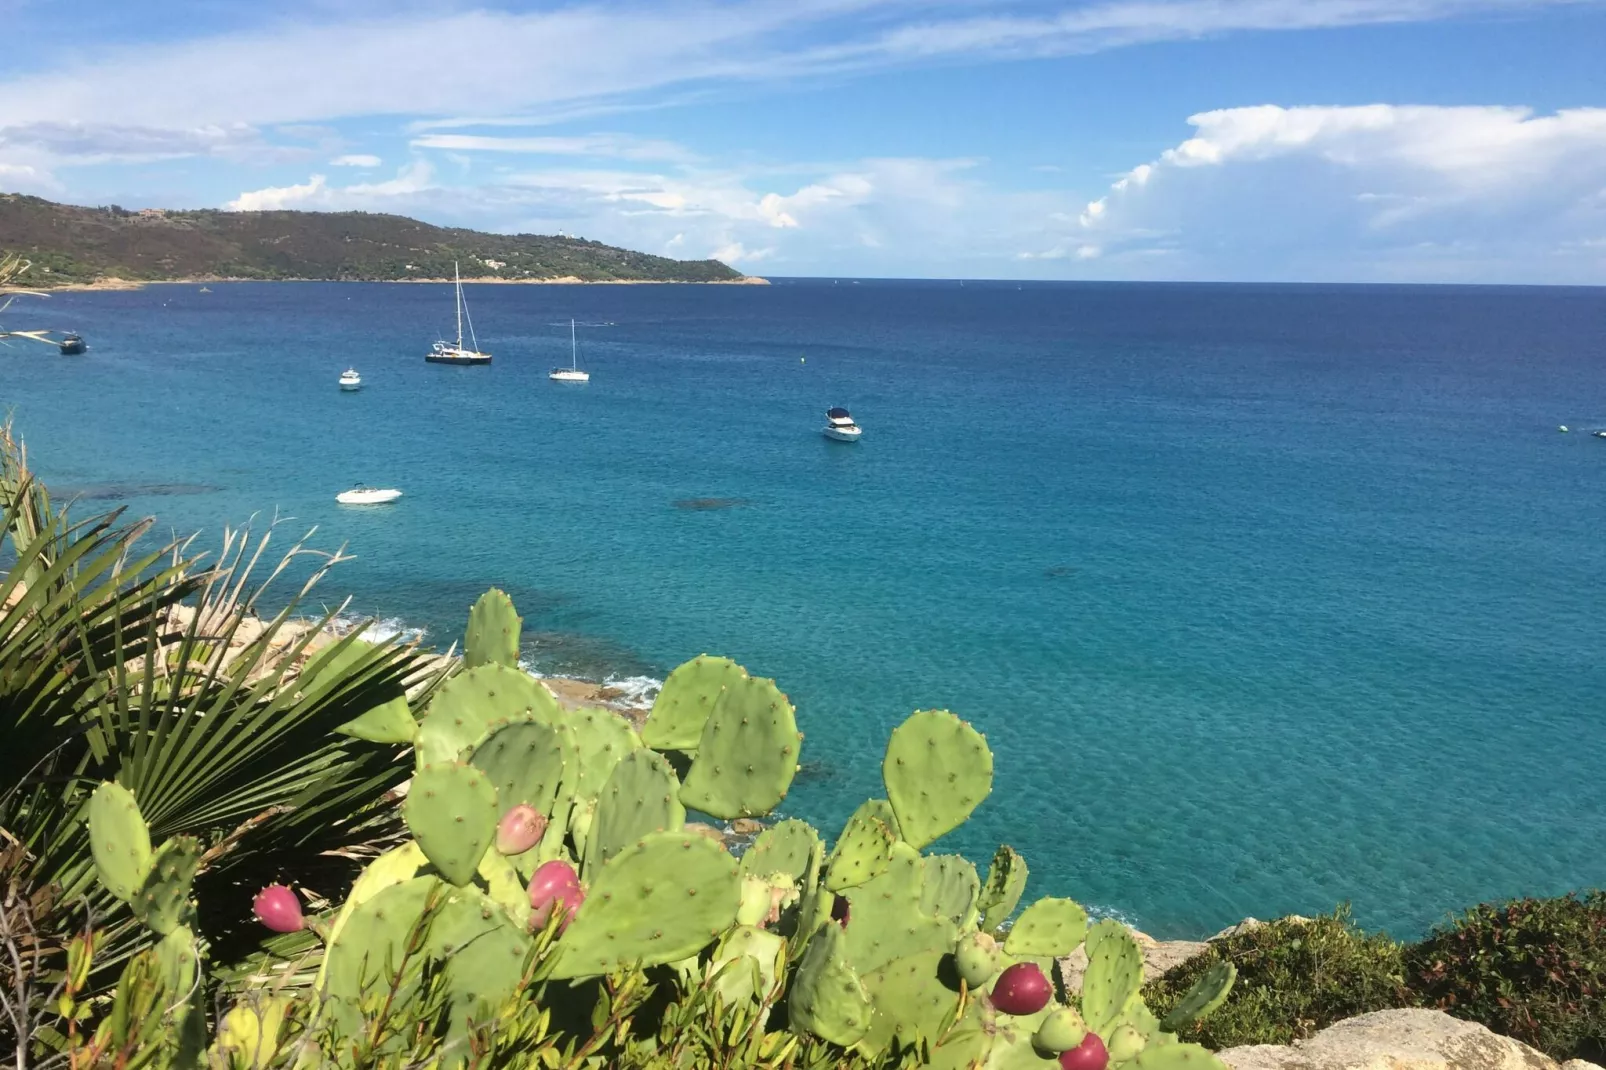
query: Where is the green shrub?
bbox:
[1144,908,1410,1049]
[1404,892,1606,1062]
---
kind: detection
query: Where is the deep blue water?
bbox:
[6,278,1605,940]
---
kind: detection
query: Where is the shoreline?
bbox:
[35,274,770,292]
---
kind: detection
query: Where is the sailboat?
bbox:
[549,319,590,382]
[425,262,492,365]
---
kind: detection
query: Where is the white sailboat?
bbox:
[549,318,590,382]
[426,262,492,365]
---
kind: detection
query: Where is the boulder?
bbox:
[1218,1010,1585,1070]
[1057,926,1208,993]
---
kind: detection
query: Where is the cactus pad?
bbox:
[323,875,436,1013]
[428,886,532,1020]
[416,663,560,767]
[641,654,746,751]
[1003,897,1089,957]
[1082,924,1144,1035]
[586,748,685,873]
[1130,1042,1230,1070]
[919,853,980,926]
[680,673,800,819]
[710,924,785,1006]
[789,921,873,1047]
[477,849,532,929]
[464,588,522,669]
[882,709,993,850]
[825,799,899,892]
[469,718,574,819]
[841,842,956,976]
[859,948,961,1053]
[132,836,201,935]
[548,830,741,979]
[566,706,642,799]
[1160,960,1237,1031]
[403,762,498,886]
[88,782,153,903]
[978,845,1029,932]
[741,818,823,883]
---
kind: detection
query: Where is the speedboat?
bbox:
[59,334,86,355]
[339,368,362,390]
[549,318,590,382]
[336,485,402,505]
[1595,431,1606,440]
[823,407,862,442]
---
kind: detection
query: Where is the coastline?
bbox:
[35,274,770,291]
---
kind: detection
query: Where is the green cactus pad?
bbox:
[88,782,153,903]
[1129,1042,1230,1070]
[859,948,961,1054]
[566,706,642,799]
[477,849,532,929]
[825,799,899,892]
[586,748,685,873]
[132,836,201,935]
[920,854,980,926]
[323,875,437,1014]
[469,718,574,819]
[429,886,532,1030]
[789,921,873,1047]
[548,830,741,979]
[680,672,800,819]
[882,709,993,850]
[335,693,418,745]
[841,842,957,976]
[1160,960,1237,1030]
[741,818,823,882]
[1003,897,1089,958]
[710,924,785,1006]
[464,588,522,669]
[303,637,420,745]
[641,654,746,751]
[1121,999,1172,1046]
[1082,924,1144,1035]
[416,663,560,767]
[403,762,499,886]
[978,845,1029,932]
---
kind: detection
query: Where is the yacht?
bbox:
[59,334,86,355]
[426,262,492,365]
[336,485,402,505]
[549,319,590,382]
[823,407,862,442]
[339,368,362,391]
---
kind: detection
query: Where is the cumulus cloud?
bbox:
[330,153,382,167]
[1070,104,1606,282]
[226,160,435,211]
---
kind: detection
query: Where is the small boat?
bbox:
[823,407,862,442]
[339,368,362,391]
[58,334,86,355]
[1595,431,1606,440]
[336,485,402,505]
[549,318,590,382]
[199,286,212,293]
[425,262,492,365]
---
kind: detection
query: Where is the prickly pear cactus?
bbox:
[1160,960,1237,1030]
[133,836,201,935]
[840,842,956,976]
[788,921,873,1047]
[858,948,960,1054]
[881,709,993,850]
[88,782,153,902]
[566,706,642,798]
[415,663,560,767]
[1082,923,1145,1034]
[464,587,522,669]
[978,845,1029,932]
[586,748,685,873]
[469,718,574,819]
[709,924,785,1006]
[547,830,741,980]
[403,762,498,886]
[919,853,980,926]
[1003,896,1089,957]
[640,654,745,751]
[680,673,800,819]
[825,799,899,892]
[1130,1042,1231,1070]
[740,818,823,883]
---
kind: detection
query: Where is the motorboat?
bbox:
[339,368,362,390]
[336,485,402,505]
[823,407,862,442]
[59,334,86,355]
[425,262,492,365]
[549,318,590,382]
[1595,430,1606,440]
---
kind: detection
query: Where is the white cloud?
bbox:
[330,153,382,167]
[1071,104,1606,281]
[226,161,435,211]
[410,133,694,163]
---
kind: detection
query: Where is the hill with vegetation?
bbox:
[0,192,749,285]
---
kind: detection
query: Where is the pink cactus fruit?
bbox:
[990,961,1052,1016]
[496,804,548,856]
[1059,1033,1109,1070]
[527,860,584,932]
[252,884,304,933]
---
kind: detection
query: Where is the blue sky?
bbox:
[2,0,1604,282]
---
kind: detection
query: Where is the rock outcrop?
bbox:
[1218,1010,1598,1070]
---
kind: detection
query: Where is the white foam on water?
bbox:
[328,614,429,646]
[601,674,662,709]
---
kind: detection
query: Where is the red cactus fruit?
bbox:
[1059,1032,1109,1070]
[496,804,548,856]
[831,894,850,928]
[252,884,304,933]
[990,961,1051,1016]
[527,860,584,932]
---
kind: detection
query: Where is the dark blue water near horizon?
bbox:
[6,277,1605,940]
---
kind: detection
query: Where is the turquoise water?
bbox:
[6,279,1605,939]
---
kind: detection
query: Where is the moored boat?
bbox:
[426,263,492,365]
[549,319,590,382]
[59,334,86,355]
[823,407,862,442]
[339,368,362,390]
[336,485,402,505]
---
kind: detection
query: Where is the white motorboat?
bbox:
[425,263,492,365]
[336,485,402,505]
[823,407,862,442]
[549,318,590,382]
[339,368,362,390]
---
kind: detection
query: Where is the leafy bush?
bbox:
[1144,909,1410,1049]
[1404,892,1606,1062]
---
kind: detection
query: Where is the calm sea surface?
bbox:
[6,278,1605,939]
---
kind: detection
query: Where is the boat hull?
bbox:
[823,426,862,442]
[340,383,362,391]
[549,370,590,382]
[59,339,86,355]
[426,353,492,365]
[337,489,402,505]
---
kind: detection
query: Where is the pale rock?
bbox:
[1218,1010,1564,1070]
[1057,924,1208,993]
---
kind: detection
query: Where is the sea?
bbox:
[6,278,1604,940]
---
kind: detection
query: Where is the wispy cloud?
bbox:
[410,133,696,162]
[330,153,382,167]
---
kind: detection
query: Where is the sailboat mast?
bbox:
[454,262,464,347]
[571,318,577,369]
